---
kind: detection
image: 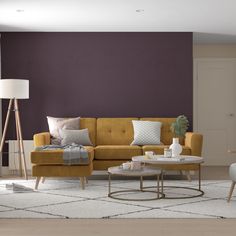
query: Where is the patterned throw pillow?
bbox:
[47,116,80,144]
[59,128,93,146]
[131,120,162,145]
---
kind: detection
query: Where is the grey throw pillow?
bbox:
[59,128,93,146]
[47,116,80,144]
[131,120,162,145]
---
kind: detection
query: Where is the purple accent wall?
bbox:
[1,32,193,141]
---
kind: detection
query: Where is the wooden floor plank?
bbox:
[0,219,236,236]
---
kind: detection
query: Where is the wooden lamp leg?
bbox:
[14,103,22,177]
[14,99,28,180]
[0,99,13,153]
[0,99,28,180]
[0,99,13,175]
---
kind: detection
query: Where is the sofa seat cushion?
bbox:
[142,145,191,155]
[95,145,142,160]
[31,146,94,165]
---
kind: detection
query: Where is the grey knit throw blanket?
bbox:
[35,143,89,165]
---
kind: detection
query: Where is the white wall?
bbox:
[193,44,236,58]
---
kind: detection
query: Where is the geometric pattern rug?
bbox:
[0,179,235,219]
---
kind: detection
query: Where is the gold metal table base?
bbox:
[108,173,164,201]
[143,165,204,199]
[143,186,204,199]
[108,189,165,201]
[108,164,204,200]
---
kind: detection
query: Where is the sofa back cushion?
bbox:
[96,118,139,145]
[80,118,96,145]
[140,118,184,145]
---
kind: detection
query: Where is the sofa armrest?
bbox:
[33,132,51,147]
[185,132,203,156]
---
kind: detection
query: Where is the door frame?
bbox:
[193,58,236,132]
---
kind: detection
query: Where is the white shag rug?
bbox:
[0,178,235,219]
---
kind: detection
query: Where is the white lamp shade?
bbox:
[0,79,29,99]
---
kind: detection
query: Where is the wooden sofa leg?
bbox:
[179,170,191,181]
[41,177,46,183]
[35,177,41,190]
[85,177,88,184]
[186,171,192,182]
[80,177,85,190]
[228,181,235,202]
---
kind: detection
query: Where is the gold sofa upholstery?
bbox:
[31,117,203,186]
[96,118,138,145]
[94,118,142,163]
[95,145,142,160]
[92,118,202,170]
[31,118,96,190]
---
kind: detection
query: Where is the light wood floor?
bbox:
[0,219,236,236]
[0,166,234,236]
[1,166,230,180]
[95,166,230,180]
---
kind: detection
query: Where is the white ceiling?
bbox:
[1,0,236,43]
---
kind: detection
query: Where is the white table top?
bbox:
[108,166,161,176]
[132,155,204,164]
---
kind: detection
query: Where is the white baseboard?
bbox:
[1,167,9,176]
[0,168,195,177]
[8,140,34,171]
[1,166,32,177]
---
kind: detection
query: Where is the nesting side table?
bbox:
[108,166,163,201]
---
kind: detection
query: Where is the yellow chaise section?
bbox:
[31,118,96,190]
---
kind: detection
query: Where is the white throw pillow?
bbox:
[59,128,93,146]
[131,120,162,145]
[47,116,80,144]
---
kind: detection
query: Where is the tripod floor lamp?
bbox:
[0,79,29,180]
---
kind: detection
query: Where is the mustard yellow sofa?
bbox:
[31,117,203,188]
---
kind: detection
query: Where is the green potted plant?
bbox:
[170,115,189,157]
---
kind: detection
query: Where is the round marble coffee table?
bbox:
[107,166,163,201]
[132,155,204,199]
